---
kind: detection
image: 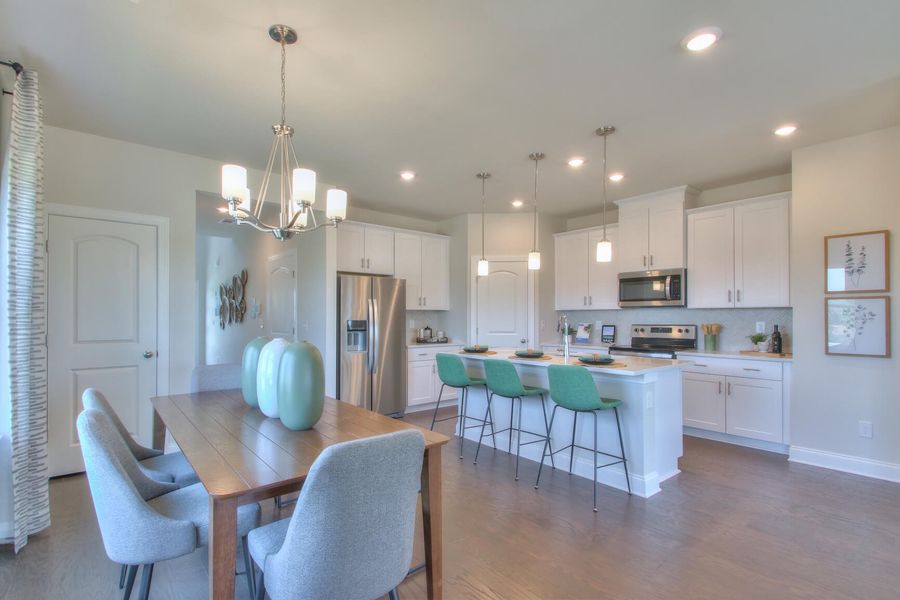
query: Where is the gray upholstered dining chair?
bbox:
[248,429,425,600]
[82,388,199,487]
[77,408,261,600]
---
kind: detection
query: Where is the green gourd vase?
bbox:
[241,336,271,407]
[277,341,325,430]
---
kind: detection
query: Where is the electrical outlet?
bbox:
[858,420,873,438]
[409,319,415,328]
[755,321,766,333]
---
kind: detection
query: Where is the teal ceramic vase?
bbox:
[257,338,289,418]
[241,336,271,407]
[277,341,325,431]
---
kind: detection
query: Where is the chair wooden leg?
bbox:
[137,563,154,600]
[242,535,255,599]
[118,564,127,589]
[121,565,138,600]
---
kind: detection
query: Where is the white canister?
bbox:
[257,338,289,418]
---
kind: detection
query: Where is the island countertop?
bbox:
[456,348,686,376]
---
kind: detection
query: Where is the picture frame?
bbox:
[824,296,891,358]
[824,230,889,293]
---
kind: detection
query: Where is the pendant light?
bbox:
[595,126,616,262]
[527,152,545,270]
[476,172,491,277]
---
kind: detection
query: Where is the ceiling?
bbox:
[2,0,900,219]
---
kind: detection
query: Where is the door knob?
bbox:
[143,351,155,359]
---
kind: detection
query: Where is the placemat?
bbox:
[459,350,498,355]
[509,354,553,361]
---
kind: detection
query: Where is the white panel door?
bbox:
[687,208,735,308]
[648,203,685,269]
[725,376,783,443]
[336,222,366,272]
[554,232,589,310]
[475,261,528,348]
[48,215,158,476]
[364,226,395,275]
[617,206,649,272]
[682,372,726,432]
[267,250,297,339]
[734,196,790,307]
[420,236,449,309]
[394,232,423,310]
[407,360,435,406]
[588,227,619,309]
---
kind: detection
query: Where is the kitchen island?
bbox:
[456,351,686,497]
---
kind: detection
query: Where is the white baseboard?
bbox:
[789,446,900,483]
[684,427,789,455]
[404,398,458,414]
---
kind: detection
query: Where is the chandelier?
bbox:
[220,25,347,240]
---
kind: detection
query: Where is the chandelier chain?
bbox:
[280,38,287,127]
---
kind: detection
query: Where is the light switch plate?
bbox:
[858,420,873,438]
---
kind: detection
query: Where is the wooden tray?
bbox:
[509,354,553,361]
[738,351,793,358]
[459,350,498,355]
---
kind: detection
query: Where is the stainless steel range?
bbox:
[608,324,697,359]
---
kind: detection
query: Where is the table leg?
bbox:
[152,408,166,451]
[420,446,443,600]
[209,496,237,600]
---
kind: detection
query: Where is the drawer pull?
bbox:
[418,352,428,356]
[743,368,761,372]
[693,363,708,367]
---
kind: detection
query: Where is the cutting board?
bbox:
[738,351,793,359]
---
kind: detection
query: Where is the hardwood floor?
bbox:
[2,406,899,599]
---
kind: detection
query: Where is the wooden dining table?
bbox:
[151,389,450,600]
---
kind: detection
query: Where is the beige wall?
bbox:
[791,125,900,468]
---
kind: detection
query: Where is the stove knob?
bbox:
[677,328,683,333]
[640,328,645,333]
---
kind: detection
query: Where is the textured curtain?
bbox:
[1,68,49,553]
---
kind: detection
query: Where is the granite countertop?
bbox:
[458,348,685,377]
[678,349,793,362]
[406,341,462,348]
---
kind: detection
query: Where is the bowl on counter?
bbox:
[578,354,615,365]
[462,345,490,353]
[514,349,545,358]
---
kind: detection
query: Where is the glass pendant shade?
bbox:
[326,188,348,221]
[596,239,612,262]
[477,259,490,277]
[222,164,247,199]
[528,251,541,270]
[297,209,308,228]
[292,168,317,206]
[238,187,252,213]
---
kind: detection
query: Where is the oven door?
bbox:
[618,269,686,307]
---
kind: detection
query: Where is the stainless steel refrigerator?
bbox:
[337,275,407,415]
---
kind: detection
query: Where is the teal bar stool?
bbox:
[431,353,495,459]
[535,364,631,511]
[474,359,554,481]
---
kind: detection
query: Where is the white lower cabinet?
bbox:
[682,357,785,444]
[407,346,460,409]
[683,372,726,432]
[725,376,783,443]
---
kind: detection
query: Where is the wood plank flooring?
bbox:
[2,407,899,599]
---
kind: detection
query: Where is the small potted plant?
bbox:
[748,333,769,352]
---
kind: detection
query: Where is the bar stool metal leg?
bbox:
[592,411,599,512]
[568,412,578,473]
[473,392,494,464]
[458,387,468,459]
[539,394,555,469]
[614,406,632,495]
[534,404,558,489]
[429,383,445,431]
[507,397,515,454]
[514,397,523,481]
[485,384,497,447]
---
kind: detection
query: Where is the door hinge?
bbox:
[292,270,296,278]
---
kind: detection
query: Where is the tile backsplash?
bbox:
[407,311,452,342]
[549,307,792,352]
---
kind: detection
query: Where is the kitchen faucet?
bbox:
[558,314,570,362]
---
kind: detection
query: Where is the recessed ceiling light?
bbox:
[511,199,524,208]
[774,124,797,137]
[683,27,722,52]
[400,171,416,181]
[567,157,585,168]
[609,172,624,182]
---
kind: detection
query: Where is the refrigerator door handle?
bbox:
[367,298,375,373]
[369,297,379,373]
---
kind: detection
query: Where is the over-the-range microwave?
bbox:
[618,268,686,307]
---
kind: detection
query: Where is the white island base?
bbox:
[456,353,685,498]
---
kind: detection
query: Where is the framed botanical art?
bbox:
[824,230,889,293]
[825,296,891,358]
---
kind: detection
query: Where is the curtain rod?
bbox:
[1,61,24,75]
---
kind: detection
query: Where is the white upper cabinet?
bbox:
[394,232,422,309]
[554,231,589,310]
[734,196,790,308]
[554,225,619,310]
[337,222,395,275]
[587,227,619,309]
[687,207,735,308]
[687,193,790,308]
[364,226,396,275]
[615,186,691,272]
[393,231,450,310]
[420,235,450,310]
